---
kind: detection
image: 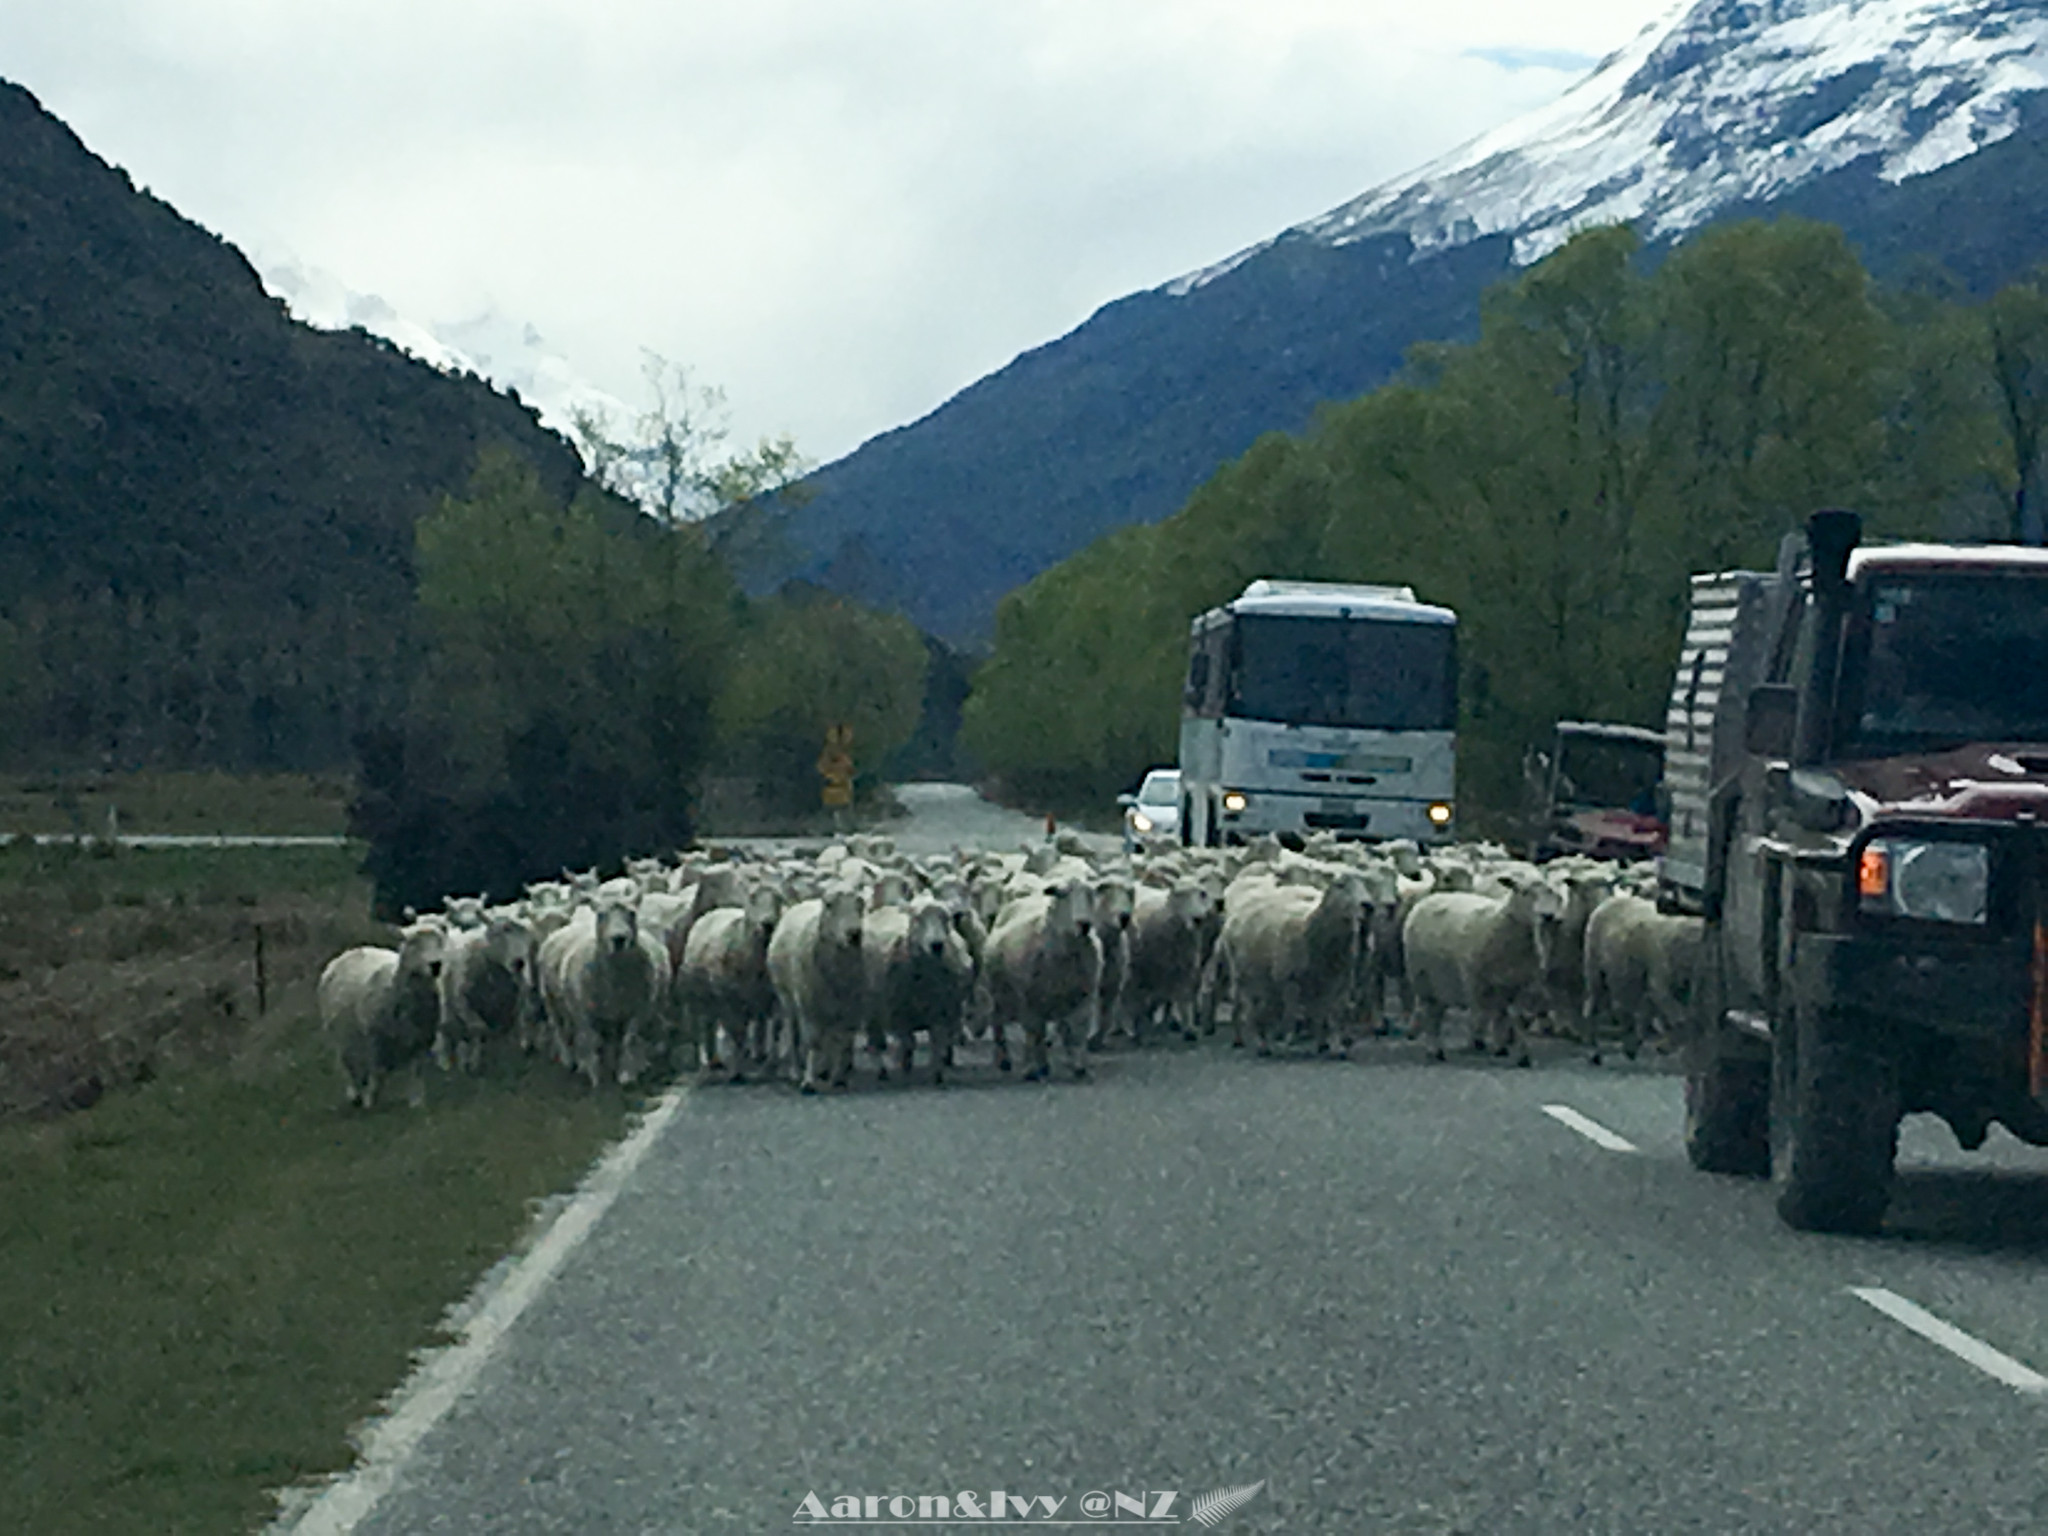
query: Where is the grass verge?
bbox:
[0,771,352,838]
[0,841,642,1534]
[0,1034,639,1534]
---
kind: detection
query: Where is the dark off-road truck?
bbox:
[1662,510,2048,1232]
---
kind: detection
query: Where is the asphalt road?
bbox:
[293,787,2048,1535]
[716,781,1122,863]
[324,1042,2048,1535]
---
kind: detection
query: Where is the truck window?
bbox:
[1228,615,1455,731]
[1838,573,2048,753]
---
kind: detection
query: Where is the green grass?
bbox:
[0,832,644,1532]
[0,1036,640,1534]
[0,772,352,838]
[0,838,370,906]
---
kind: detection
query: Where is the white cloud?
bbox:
[1,0,1676,461]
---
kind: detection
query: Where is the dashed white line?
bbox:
[272,1083,691,1534]
[1850,1286,2048,1396]
[1539,1103,1639,1154]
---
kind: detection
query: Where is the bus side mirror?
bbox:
[1745,685,1798,759]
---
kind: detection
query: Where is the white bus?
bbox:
[1177,579,1458,846]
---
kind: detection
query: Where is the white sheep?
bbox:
[677,884,786,1080]
[1123,881,1218,1044]
[861,897,975,1084]
[320,922,448,1109]
[1581,892,1704,1064]
[538,899,671,1088]
[1403,877,1567,1067]
[982,881,1102,1081]
[768,886,869,1092]
[1091,875,1137,1045]
[438,913,537,1072]
[1214,872,1370,1056]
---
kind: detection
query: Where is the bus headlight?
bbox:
[1858,838,1989,925]
[1222,791,1249,815]
[1426,801,1454,829]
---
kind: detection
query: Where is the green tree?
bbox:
[713,589,930,811]
[1982,270,2048,542]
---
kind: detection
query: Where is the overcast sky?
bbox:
[5,1,1679,464]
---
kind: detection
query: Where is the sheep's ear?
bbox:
[403,905,418,924]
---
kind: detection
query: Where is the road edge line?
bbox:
[270,1082,692,1534]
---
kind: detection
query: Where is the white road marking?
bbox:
[271,1084,692,1534]
[1540,1103,1639,1153]
[1851,1286,2048,1392]
[1849,1287,2048,1396]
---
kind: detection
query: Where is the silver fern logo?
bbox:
[1188,1481,1266,1528]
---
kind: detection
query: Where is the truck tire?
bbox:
[1684,1038,1769,1177]
[1769,1001,1900,1234]
[1681,933,1768,1177]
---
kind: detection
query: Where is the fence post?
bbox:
[254,924,268,1017]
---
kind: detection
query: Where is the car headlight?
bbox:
[1426,801,1454,829]
[1221,791,1248,815]
[1128,810,1155,834]
[1858,838,1989,925]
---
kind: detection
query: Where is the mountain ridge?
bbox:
[772,0,2048,642]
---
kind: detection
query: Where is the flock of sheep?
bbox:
[314,828,1703,1108]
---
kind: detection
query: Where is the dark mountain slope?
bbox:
[770,3,2048,643]
[0,79,584,770]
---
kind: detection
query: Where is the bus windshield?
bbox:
[1837,572,2048,754]
[1230,615,1455,732]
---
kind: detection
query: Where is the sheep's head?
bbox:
[908,900,954,959]
[398,922,448,982]
[1510,878,1569,971]
[484,916,535,978]
[1094,878,1136,932]
[745,885,785,937]
[1049,882,1095,938]
[820,888,866,950]
[1167,883,1214,925]
[596,901,639,955]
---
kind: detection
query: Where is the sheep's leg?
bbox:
[574,1018,603,1089]
[1022,1018,1048,1081]
[1417,995,1447,1062]
[1064,1005,1091,1081]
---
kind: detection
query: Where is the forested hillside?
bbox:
[759,6,2048,644]
[964,218,2048,820]
[0,80,585,773]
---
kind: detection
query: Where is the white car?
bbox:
[1119,768,1182,849]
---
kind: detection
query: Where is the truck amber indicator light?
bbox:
[1858,845,1888,901]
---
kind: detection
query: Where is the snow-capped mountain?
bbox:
[254,249,632,448]
[1174,0,2048,294]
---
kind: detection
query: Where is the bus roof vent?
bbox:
[1239,579,1418,603]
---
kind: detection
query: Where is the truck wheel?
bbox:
[1683,1034,1768,1177]
[1769,1002,1900,1235]
[1681,932,1768,1177]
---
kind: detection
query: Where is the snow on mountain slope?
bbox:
[1171,0,2048,294]
[253,248,632,447]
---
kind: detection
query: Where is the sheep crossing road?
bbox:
[281,788,2048,1535]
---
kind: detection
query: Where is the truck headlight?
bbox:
[1222,791,1248,815]
[1128,810,1155,834]
[1426,802,1454,829]
[1859,839,1989,925]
